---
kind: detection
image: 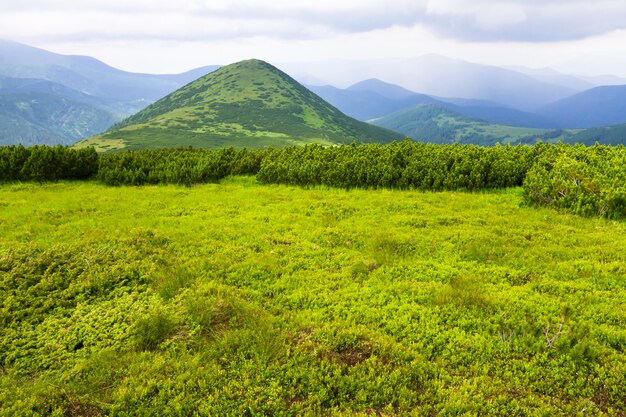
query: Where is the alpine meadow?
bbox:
[2,4,626,414]
[1,142,626,415]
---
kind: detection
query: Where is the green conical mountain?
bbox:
[76,59,403,152]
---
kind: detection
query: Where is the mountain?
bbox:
[539,85,626,128]
[281,55,577,111]
[368,104,563,146]
[0,40,218,103]
[75,59,404,152]
[346,78,417,100]
[0,40,221,146]
[0,91,115,146]
[307,84,438,121]
[310,79,558,128]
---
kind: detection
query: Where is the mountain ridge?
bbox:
[539,85,626,128]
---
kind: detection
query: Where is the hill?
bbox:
[540,85,626,128]
[565,123,626,145]
[369,104,563,145]
[77,59,403,152]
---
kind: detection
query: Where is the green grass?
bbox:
[1,178,625,415]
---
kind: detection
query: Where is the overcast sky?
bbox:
[1,0,626,76]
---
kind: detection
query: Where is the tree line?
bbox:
[1,142,625,218]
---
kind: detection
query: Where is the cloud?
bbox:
[1,0,626,44]
[424,0,626,42]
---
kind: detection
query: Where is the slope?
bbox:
[369,104,563,145]
[539,85,626,128]
[0,91,115,146]
[0,75,144,120]
[77,59,403,152]
[565,123,626,145]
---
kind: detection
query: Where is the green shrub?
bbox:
[133,311,176,351]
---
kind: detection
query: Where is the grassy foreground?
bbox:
[1,178,625,416]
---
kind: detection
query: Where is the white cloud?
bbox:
[3,0,626,44]
[1,0,626,76]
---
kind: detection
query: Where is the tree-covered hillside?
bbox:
[0,92,116,146]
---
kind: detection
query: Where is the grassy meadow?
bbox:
[1,178,625,415]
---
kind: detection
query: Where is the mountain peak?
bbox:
[78,59,403,151]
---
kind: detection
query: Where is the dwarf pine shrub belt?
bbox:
[2,141,626,218]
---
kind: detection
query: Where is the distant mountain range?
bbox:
[0,40,218,145]
[309,79,556,129]
[2,39,626,148]
[540,85,626,129]
[310,77,626,133]
[282,55,582,111]
[0,40,218,102]
[75,60,402,152]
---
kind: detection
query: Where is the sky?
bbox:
[1,0,626,77]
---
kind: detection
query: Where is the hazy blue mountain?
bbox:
[346,78,417,100]
[444,103,556,129]
[0,40,218,102]
[310,80,559,128]
[540,85,626,128]
[307,84,437,121]
[155,65,221,86]
[0,75,142,119]
[282,55,577,111]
